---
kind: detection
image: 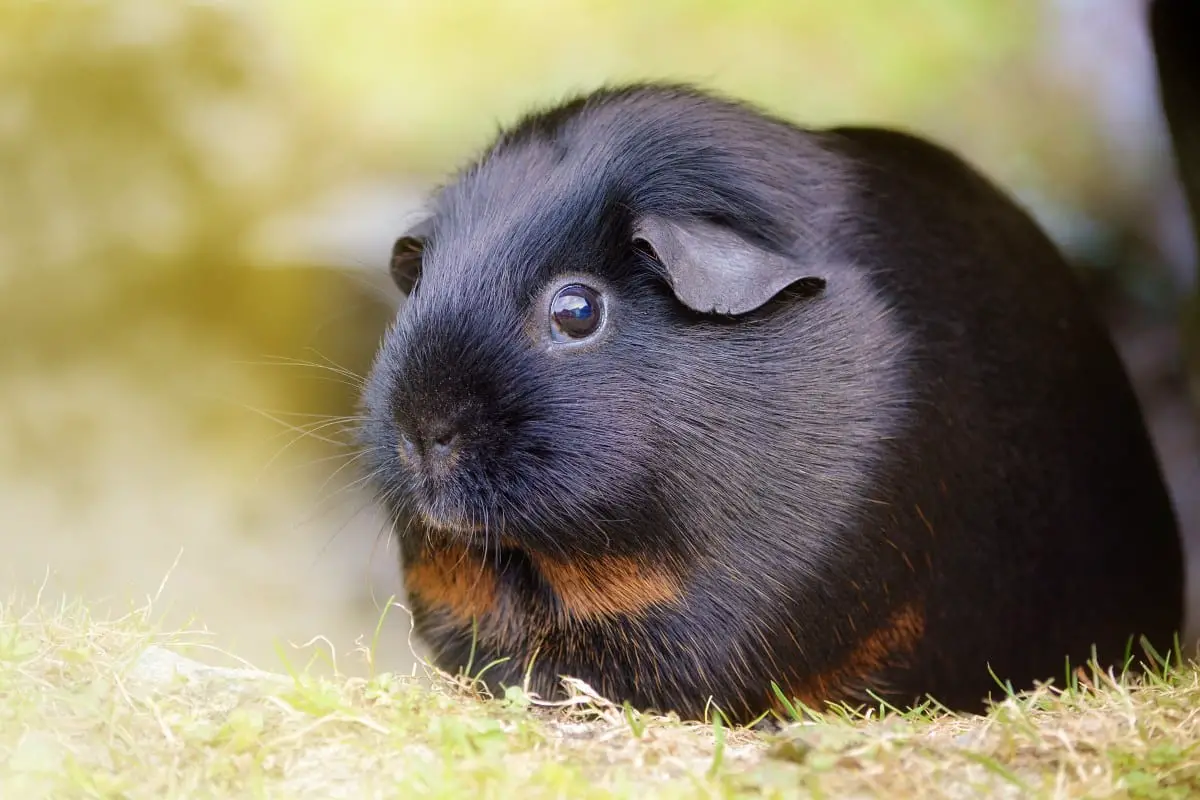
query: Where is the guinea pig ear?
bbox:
[632,215,826,316]
[389,219,431,295]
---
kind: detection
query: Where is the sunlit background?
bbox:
[2,0,1197,678]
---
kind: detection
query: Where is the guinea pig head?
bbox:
[361,86,905,584]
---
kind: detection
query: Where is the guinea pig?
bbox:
[359,83,1184,723]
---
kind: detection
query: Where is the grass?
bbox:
[2,585,1199,800]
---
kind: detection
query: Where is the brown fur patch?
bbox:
[530,553,683,621]
[404,544,497,623]
[779,601,926,710]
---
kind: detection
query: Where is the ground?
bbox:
[2,588,1198,799]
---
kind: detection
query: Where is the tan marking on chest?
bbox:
[529,553,684,621]
[404,544,497,623]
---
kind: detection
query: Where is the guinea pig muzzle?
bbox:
[397,441,489,537]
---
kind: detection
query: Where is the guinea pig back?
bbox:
[359,84,1184,723]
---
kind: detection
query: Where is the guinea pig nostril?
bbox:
[429,432,459,460]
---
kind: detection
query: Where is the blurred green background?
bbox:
[2,0,1196,675]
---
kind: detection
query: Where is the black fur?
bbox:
[359,83,1184,723]
[1150,0,1200,254]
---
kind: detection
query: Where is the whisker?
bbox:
[281,449,365,471]
[233,355,367,390]
[365,516,401,614]
[263,416,362,446]
[313,451,370,499]
[301,465,406,566]
[310,495,382,565]
[242,408,370,422]
[242,404,353,450]
[319,465,391,504]
[487,504,500,575]
[301,347,369,386]
[289,473,382,541]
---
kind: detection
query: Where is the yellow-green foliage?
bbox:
[0,0,1042,294]
[0,0,1098,413]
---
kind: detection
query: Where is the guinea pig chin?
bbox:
[400,462,500,539]
[407,488,486,537]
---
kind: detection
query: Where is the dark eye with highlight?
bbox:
[549,284,604,342]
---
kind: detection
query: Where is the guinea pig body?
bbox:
[360,84,1183,723]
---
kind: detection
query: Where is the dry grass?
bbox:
[2,584,1198,800]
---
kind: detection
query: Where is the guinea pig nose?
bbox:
[428,430,460,461]
[405,418,461,466]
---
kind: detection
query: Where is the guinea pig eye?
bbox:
[549,284,604,342]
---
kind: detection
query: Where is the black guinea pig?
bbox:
[359,83,1184,723]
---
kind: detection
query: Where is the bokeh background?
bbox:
[2,0,1197,678]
